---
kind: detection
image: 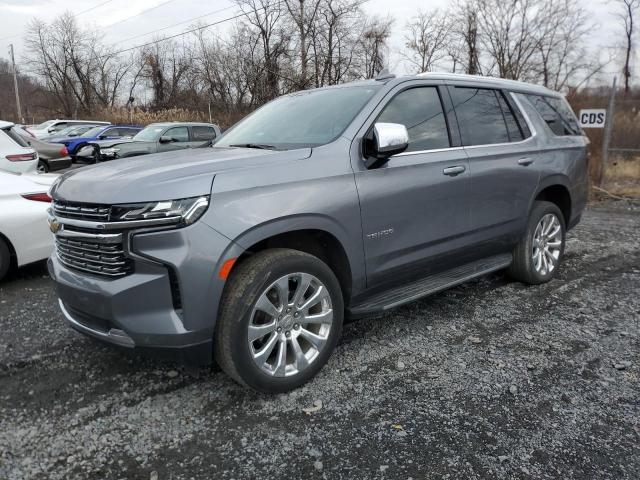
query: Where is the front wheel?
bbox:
[214,249,343,393]
[508,201,566,284]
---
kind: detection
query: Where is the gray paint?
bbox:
[48,74,588,363]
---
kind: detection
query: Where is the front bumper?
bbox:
[48,221,243,365]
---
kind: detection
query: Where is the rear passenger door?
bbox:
[353,82,473,287]
[449,85,540,254]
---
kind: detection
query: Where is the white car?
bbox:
[0,121,39,174]
[28,119,110,139]
[0,171,57,281]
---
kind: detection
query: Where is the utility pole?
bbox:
[8,44,24,124]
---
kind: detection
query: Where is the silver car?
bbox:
[47,73,588,392]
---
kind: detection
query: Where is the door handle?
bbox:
[443,165,466,176]
[518,157,534,166]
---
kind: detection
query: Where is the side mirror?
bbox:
[364,122,409,169]
[159,135,174,144]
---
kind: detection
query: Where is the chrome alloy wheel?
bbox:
[532,213,562,276]
[248,273,334,377]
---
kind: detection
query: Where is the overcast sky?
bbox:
[0,0,626,85]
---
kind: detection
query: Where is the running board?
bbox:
[349,253,512,316]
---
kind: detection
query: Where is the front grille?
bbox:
[53,200,132,277]
[53,201,110,221]
[56,236,132,277]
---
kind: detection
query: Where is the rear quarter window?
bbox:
[523,94,582,136]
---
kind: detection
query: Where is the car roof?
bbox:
[415,72,560,97]
[296,72,561,98]
[147,122,217,127]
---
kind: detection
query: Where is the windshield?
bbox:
[216,85,380,150]
[133,125,165,142]
[34,120,55,129]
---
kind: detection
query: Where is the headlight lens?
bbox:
[110,196,210,226]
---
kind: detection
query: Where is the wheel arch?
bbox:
[230,219,359,305]
[532,175,572,227]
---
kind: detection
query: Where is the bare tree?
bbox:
[359,15,393,78]
[403,9,450,73]
[475,0,551,80]
[235,0,291,102]
[535,0,604,90]
[613,0,640,93]
[24,13,132,115]
[445,1,484,75]
[141,39,192,109]
[284,0,323,88]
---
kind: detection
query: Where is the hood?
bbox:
[51,146,312,204]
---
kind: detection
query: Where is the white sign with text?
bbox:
[579,109,606,128]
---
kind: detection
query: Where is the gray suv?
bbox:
[48,73,588,392]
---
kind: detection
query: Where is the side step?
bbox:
[349,253,512,316]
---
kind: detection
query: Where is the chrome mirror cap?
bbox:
[373,122,409,154]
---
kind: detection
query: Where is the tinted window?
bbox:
[192,126,216,141]
[5,127,29,147]
[524,94,582,136]
[164,127,189,142]
[377,87,450,152]
[120,128,139,137]
[451,88,510,146]
[216,85,380,150]
[497,92,524,142]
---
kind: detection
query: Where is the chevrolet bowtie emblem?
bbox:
[48,218,61,234]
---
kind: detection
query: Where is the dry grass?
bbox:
[601,157,640,198]
[95,106,248,129]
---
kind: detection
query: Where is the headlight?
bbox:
[100,147,119,156]
[110,196,210,226]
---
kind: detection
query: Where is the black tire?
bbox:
[507,201,566,284]
[37,160,49,173]
[0,238,12,282]
[214,248,344,393]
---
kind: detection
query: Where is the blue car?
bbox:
[53,125,142,157]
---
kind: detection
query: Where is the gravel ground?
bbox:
[1,200,639,480]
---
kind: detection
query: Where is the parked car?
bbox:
[0,170,57,281]
[0,121,39,174]
[41,124,98,141]
[51,124,142,158]
[75,122,220,162]
[47,73,588,392]
[29,120,110,139]
[13,126,72,173]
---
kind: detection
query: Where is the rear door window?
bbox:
[376,86,450,152]
[191,126,217,141]
[524,94,582,136]
[497,92,525,142]
[450,87,510,146]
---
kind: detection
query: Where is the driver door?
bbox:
[352,83,473,287]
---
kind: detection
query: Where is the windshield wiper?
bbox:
[229,143,277,150]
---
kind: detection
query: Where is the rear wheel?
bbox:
[0,238,12,282]
[214,248,343,393]
[508,201,566,284]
